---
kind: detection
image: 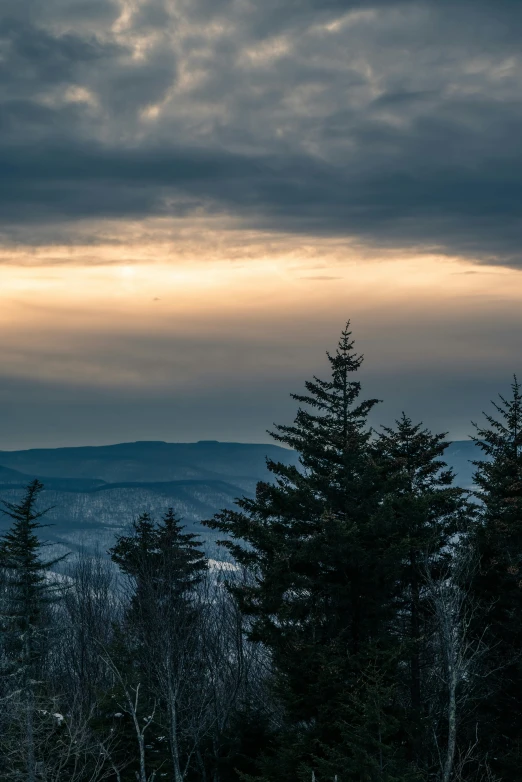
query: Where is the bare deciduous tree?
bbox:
[425,552,492,782]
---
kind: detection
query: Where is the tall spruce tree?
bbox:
[0,479,65,782]
[375,415,470,770]
[467,377,522,780]
[205,323,416,781]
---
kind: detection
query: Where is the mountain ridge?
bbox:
[0,440,482,560]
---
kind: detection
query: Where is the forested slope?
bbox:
[0,439,480,558]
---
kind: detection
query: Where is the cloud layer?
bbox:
[2,0,522,263]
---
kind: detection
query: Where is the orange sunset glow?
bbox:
[1,0,522,448]
[2,219,521,447]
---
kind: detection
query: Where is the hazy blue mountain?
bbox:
[0,441,300,488]
[0,441,301,559]
[0,440,482,560]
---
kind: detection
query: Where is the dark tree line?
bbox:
[1,322,521,781]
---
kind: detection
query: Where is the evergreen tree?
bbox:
[110,509,207,604]
[467,377,522,780]
[0,479,66,782]
[375,415,470,770]
[110,511,157,582]
[156,507,208,597]
[108,509,208,781]
[205,323,415,781]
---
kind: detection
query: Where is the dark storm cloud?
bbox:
[2,0,522,264]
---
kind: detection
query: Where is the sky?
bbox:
[1,0,522,449]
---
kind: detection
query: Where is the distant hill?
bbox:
[0,441,301,559]
[0,440,482,560]
[0,440,300,489]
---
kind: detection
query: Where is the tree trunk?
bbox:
[410,553,421,715]
[26,686,36,782]
[168,683,184,782]
[410,551,422,763]
[442,651,457,782]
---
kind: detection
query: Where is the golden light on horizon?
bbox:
[0,237,518,319]
[1,224,521,397]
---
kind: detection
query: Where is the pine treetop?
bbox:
[472,376,522,514]
[269,322,380,471]
[0,479,66,597]
[109,511,157,578]
[378,413,455,489]
[472,376,522,460]
[0,480,66,681]
[109,508,207,595]
[376,414,468,542]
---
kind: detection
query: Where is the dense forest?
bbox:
[1,322,521,781]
